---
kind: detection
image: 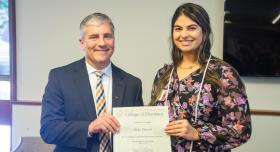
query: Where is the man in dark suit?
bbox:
[40,12,143,152]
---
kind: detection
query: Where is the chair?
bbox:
[12,136,55,152]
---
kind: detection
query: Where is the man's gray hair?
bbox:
[80,12,115,35]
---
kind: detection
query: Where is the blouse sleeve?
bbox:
[196,64,252,150]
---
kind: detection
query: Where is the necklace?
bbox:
[178,63,198,69]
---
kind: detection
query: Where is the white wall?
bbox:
[15,0,224,103]
[12,104,41,149]
[13,0,280,151]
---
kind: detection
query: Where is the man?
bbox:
[40,13,143,152]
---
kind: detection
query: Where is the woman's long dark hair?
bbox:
[150,3,222,105]
[172,3,212,68]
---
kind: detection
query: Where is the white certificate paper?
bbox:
[113,106,171,152]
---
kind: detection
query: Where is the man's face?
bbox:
[80,22,114,69]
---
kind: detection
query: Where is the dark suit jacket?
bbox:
[40,58,143,152]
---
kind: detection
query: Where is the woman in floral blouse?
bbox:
[149,3,251,152]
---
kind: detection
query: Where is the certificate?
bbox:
[113,106,171,152]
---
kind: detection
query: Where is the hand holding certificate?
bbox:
[113,106,171,152]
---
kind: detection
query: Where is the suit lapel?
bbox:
[72,58,96,119]
[71,61,125,117]
[112,64,125,108]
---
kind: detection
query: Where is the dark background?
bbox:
[223,0,280,77]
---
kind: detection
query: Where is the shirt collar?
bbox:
[85,61,112,77]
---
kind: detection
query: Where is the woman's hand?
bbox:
[165,119,200,141]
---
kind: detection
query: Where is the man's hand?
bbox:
[88,113,120,135]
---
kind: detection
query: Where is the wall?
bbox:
[13,0,280,151]
[11,104,41,149]
[15,0,224,103]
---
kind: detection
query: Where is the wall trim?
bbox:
[251,109,280,116]
[12,101,41,106]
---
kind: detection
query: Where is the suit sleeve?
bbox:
[40,69,91,149]
[134,79,144,106]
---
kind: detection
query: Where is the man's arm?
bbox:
[40,69,90,149]
[134,79,144,106]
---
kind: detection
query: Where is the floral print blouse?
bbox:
[151,57,251,152]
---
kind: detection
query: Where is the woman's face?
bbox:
[172,15,203,54]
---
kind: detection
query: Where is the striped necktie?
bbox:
[95,71,111,152]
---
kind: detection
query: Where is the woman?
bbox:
[149,3,251,152]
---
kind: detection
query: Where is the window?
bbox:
[0,0,10,100]
[0,125,10,152]
[0,0,15,151]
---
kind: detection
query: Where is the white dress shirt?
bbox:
[86,61,113,115]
